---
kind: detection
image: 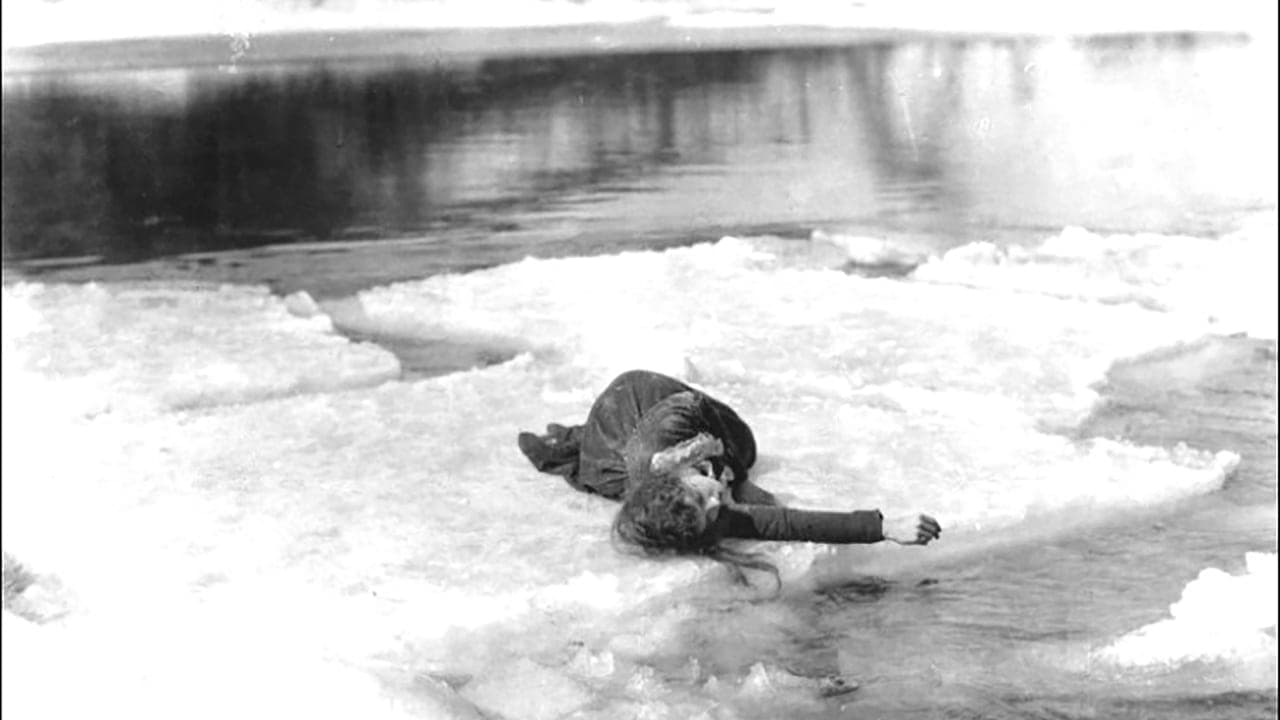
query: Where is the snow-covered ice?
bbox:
[1,212,1273,717]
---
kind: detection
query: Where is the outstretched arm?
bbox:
[714,505,886,544]
[714,505,941,545]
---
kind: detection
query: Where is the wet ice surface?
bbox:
[2,211,1275,719]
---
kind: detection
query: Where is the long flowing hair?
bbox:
[611,474,780,589]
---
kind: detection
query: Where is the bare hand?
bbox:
[650,433,725,475]
[883,513,941,545]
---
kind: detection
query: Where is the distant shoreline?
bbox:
[2,22,1248,76]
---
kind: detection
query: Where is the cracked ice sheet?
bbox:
[1,281,400,419]
[0,355,1237,718]
[48,235,1226,601]
[352,234,1221,427]
[0,233,1249,717]
[1086,552,1278,689]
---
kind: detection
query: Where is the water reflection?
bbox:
[2,34,1268,265]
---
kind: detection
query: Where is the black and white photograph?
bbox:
[2,1,1276,718]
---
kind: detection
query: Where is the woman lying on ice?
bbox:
[518,369,941,583]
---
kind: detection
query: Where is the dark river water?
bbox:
[2,32,1273,297]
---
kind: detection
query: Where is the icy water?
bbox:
[4,34,1275,290]
[2,32,1277,720]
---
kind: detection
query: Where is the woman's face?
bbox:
[677,460,724,527]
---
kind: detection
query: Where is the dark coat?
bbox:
[578,370,756,499]
[520,370,883,544]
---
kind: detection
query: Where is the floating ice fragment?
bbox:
[3,568,75,624]
[284,290,323,319]
[810,229,927,266]
[735,662,855,699]
[913,216,1278,338]
[1,282,399,415]
[1094,552,1279,669]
